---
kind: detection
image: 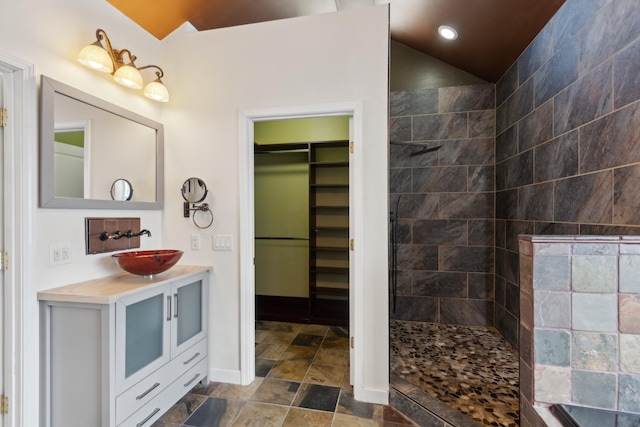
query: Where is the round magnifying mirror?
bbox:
[110,179,133,201]
[181,177,208,203]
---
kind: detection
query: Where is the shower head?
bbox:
[409,145,442,157]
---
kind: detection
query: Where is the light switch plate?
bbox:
[213,235,233,251]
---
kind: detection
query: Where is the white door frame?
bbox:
[238,101,364,397]
[0,51,37,427]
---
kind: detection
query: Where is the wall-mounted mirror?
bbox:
[40,75,164,209]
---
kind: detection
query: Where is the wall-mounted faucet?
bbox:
[99,229,152,241]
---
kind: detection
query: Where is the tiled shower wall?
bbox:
[389,84,496,326]
[495,0,640,348]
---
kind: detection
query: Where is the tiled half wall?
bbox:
[519,235,640,427]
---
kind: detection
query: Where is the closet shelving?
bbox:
[309,141,350,325]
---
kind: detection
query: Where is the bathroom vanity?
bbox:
[38,265,211,427]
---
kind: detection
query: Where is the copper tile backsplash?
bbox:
[86,217,141,254]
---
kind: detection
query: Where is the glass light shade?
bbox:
[77,43,113,73]
[113,65,143,89]
[144,80,170,102]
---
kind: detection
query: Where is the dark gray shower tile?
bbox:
[519,100,553,151]
[495,276,506,306]
[535,222,579,235]
[412,166,467,193]
[520,359,532,403]
[393,270,412,296]
[390,143,439,168]
[495,305,519,348]
[534,131,578,183]
[614,164,640,224]
[518,183,554,221]
[520,325,533,367]
[413,272,467,298]
[468,220,494,246]
[503,150,534,189]
[468,165,494,193]
[506,220,535,252]
[506,78,534,128]
[614,37,640,109]
[439,138,494,166]
[496,124,518,163]
[390,296,439,322]
[397,244,438,271]
[495,219,507,249]
[439,193,494,219]
[390,88,438,117]
[395,194,439,219]
[390,168,411,193]
[439,246,493,273]
[438,84,494,113]
[580,101,640,173]
[572,370,616,409]
[468,273,494,300]
[553,171,612,223]
[469,110,496,138]
[496,102,508,136]
[534,37,579,107]
[495,247,519,285]
[554,59,612,135]
[413,113,468,140]
[497,62,518,107]
[519,24,554,85]
[440,299,493,326]
[496,189,518,220]
[390,116,412,142]
[579,0,640,75]
[553,0,611,51]
[388,388,446,427]
[393,219,412,244]
[413,220,467,245]
[580,224,640,236]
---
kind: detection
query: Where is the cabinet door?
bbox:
[170,274,208,356]
[115,285,171,393]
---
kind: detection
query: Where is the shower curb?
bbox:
[390,374,483,427]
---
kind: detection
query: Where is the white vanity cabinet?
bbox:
[39,266,211,427]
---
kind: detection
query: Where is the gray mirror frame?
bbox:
[39,75,164,209]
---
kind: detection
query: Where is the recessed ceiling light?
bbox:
[438,25,458,40]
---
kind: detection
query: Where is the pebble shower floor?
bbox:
[390,320,520,427]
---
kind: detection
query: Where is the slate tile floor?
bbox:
[152,321,417,427]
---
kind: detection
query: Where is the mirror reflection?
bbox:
[110,179,133,201]
[182,177,208,203]
[40,76,164,209]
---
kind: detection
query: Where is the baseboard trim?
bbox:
[209,368,242,384]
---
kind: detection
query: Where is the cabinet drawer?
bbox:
[119,358,208,427]
[116,339,207,424]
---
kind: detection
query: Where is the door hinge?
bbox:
[350,337,354,349]
[0,108,6,127]
[349,141,354,154]
[0,395,8,414]
[0,252,7,270]
[349,239,354,251]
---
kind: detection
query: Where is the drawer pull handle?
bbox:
[166,295,172,321]
[184,373,200,388]
[136,408,160,427]
[183,352,201,365]
[174,293,179,318]
[136,382,160,400]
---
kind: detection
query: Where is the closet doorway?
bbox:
[254,117,350,327]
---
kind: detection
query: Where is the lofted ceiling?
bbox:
[107,0,565,83]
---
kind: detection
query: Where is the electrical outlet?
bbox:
[50,244,71,266]
[213,235,233,251]
[191,234,201,250]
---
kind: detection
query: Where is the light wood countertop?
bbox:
[37,265,212,304]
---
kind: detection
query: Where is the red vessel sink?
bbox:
[112,249,183,276]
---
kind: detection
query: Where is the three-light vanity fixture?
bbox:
[77,28,170,102]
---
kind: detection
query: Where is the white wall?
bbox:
[1,0,391,413]
[162,6,390,399]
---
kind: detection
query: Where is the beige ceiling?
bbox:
[107,0,565,83]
